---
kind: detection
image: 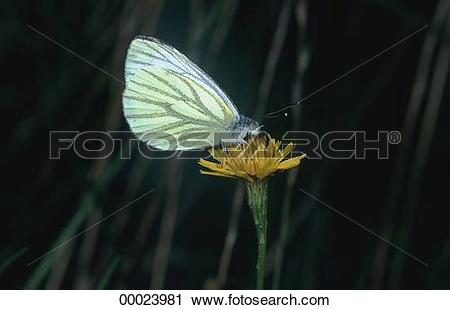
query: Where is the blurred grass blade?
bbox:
[389,13,450,287]
[24,195,93,289]
[371,0,449,288]
[205,0,239,69]
[97,257,121,289]
[151,160,183,289]
[214,183,245,288]
[0,248,28,276]
[272,0,309,289]
[253,0,293,121]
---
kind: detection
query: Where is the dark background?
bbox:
[1,0,449,289]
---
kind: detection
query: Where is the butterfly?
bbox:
[122,36,260,150]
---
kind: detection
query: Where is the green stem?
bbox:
[246,179,268,289]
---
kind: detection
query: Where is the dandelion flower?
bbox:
[198,137,305,183]
[198,136,305,289]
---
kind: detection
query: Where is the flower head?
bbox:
[198,137,305,183]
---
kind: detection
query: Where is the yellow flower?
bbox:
[198,137,306,183]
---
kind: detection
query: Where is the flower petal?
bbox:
[200,170,237,179]
[277,154,305,170]
[198,158,221,170]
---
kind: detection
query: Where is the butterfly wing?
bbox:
[123,36,240,150]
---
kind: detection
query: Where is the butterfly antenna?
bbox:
[264,99,304,118]
[256,124,265,131]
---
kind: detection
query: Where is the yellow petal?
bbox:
[277,154,305,170]
[281,143,294,158]
[210,148,228,160]
[198,159,222,170]
[200,170,237,179]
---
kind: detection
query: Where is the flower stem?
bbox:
[246,179,268,289]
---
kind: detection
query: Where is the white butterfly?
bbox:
[122,36,260,150]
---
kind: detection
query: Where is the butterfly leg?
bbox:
[237,136,248,145]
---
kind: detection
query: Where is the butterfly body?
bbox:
[122,36,259,150]
[226,115,260,144]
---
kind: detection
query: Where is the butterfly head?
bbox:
[234,115,261,140]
